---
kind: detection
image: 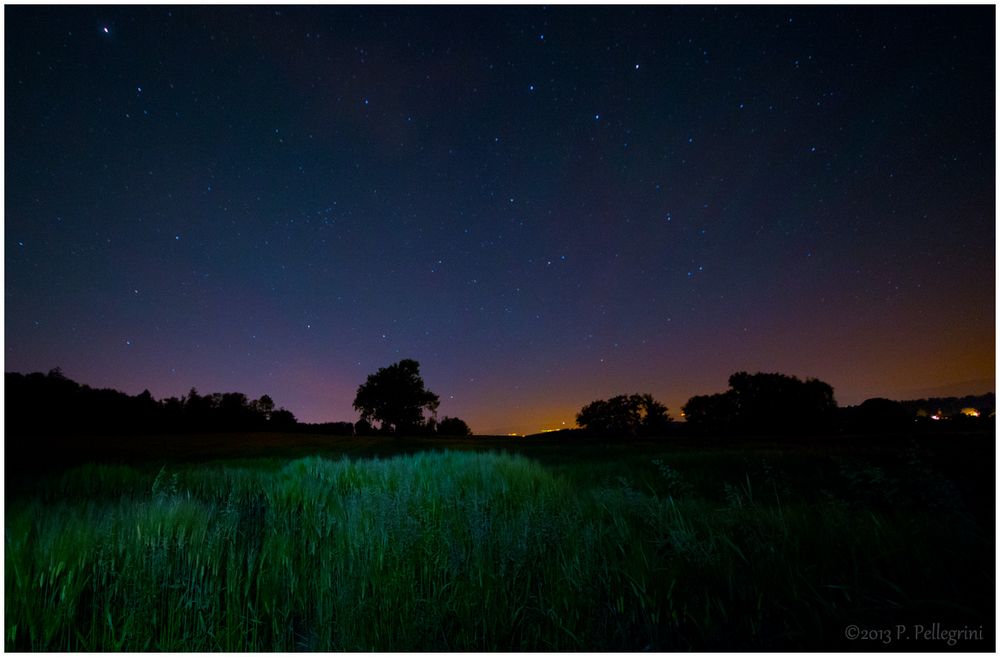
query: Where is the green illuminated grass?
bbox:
[5,447,992,650]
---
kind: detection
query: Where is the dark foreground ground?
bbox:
[5,429,995,651]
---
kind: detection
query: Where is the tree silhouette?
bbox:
[353,359,440,435]
[269,407,298,429]
[252,394,275,420]
[437,416,472,436]
[682,392,737,429]
[684,371,837,434]
[576,393,671,436]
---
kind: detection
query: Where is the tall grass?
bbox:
[6,450,992,650]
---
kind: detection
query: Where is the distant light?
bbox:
[960,407,980,417]
[635,64,640,70]
[102,26,109,33]
[594,114,600,120]
[930,414,941,421]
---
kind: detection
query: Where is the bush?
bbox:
[436,416,472,436]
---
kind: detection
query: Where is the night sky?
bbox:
[5,6,995,435]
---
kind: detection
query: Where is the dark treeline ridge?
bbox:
[5,369,300,436]
[680,371,994,436]
[5,369,473,438]
[5,368,995,440]
[573,371,994,438]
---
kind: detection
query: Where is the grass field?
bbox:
[5,432,995,650]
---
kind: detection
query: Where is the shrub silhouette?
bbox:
[854,397,911,433]
[437,416,472,436]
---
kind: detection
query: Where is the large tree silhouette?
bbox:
[353,359,440,435]
[683,371,837,434]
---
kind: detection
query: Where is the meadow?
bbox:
[5,432,994,651]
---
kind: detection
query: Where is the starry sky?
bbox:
[5,6,995,435]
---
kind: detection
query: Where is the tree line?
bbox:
[5,369,298,436]
[5,363,992,439]
[575,371,994,437]
[4,362,472,438]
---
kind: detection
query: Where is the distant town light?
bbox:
[960,407,980,417]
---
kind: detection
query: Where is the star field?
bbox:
[5,6,994,434]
